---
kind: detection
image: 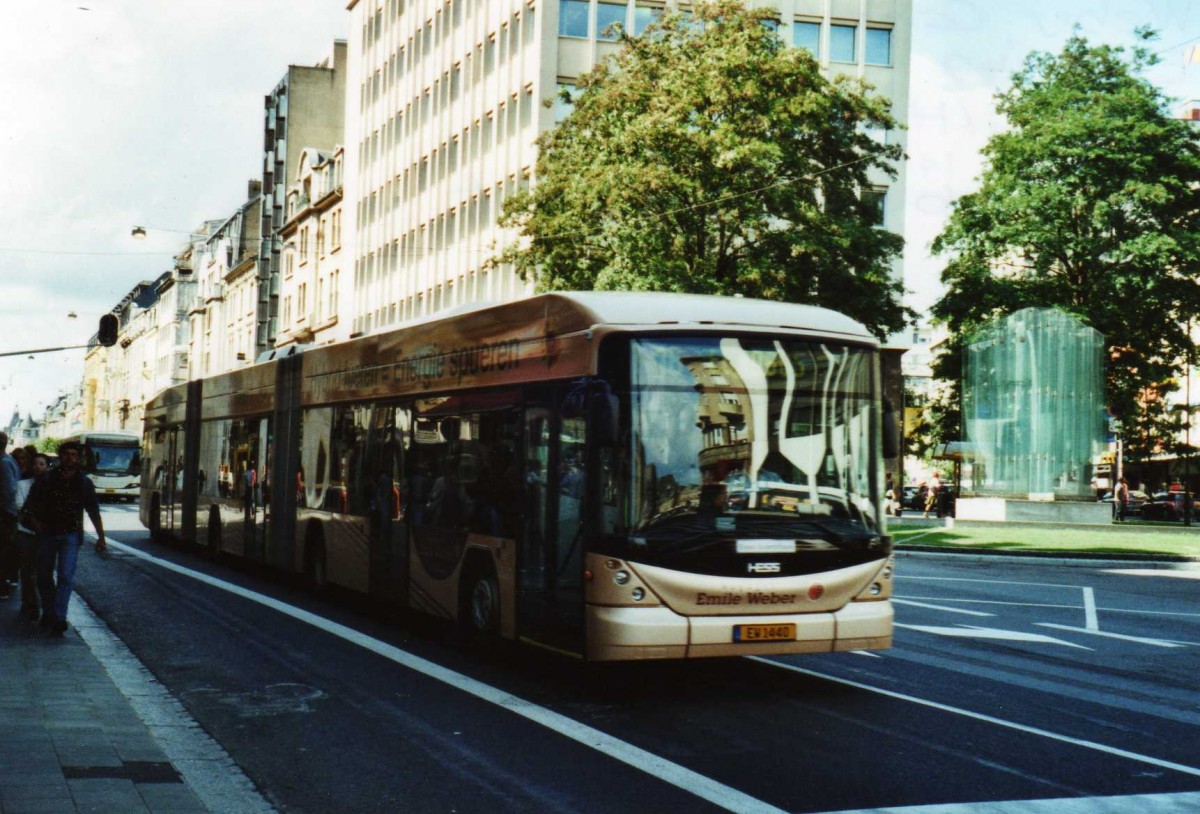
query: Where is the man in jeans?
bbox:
[0,433,19,600]
[23,440,107,635]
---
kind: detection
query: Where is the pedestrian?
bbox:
[884,472,900,517]
[15,453,49,620]
[23,440,107,636]
[923,472,941,519]
[0,433,19,600]
[1114,476,1129,523]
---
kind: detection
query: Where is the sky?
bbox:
[2,0,1200,425]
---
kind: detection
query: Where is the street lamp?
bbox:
[131,226,147,240]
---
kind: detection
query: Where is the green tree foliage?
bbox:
[497,0,909,338]
[931,30,1200,458]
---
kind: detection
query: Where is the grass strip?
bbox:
[890,524,1200,558]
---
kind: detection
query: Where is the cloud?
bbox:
[0,0,347,426]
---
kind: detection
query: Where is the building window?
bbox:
[632,5,662,36]
[793,21,820,56]
[554,83,577,123]
[866,28,892,66]
[830,24,856,63]
[559,0,589,38]
[597,1,626,41]
[862,188,886,227]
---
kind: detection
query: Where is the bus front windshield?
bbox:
[628,337,880,537]
[87,444,141,476]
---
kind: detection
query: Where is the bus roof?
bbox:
[380,291,877,343]
[543,292,876,341]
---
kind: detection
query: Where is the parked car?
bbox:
[1138,491,1200,521]
[1097,489,1148,516]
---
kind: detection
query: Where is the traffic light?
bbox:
[98,314,118,347]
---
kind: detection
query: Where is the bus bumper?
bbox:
[585,600,893,661]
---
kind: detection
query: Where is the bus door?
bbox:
[246,417,271,562]
[517,398,586,655]
[367,404,408,609]
[160,427,181,536]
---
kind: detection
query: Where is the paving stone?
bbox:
[137,782,209,813]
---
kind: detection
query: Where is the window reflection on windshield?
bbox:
[629,337,878,532]
[89,445,140,474]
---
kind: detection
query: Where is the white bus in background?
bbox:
[62,431,142,502]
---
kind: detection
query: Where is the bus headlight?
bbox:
[631,587,645,601]
[614,570,631,585]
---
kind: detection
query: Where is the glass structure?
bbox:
[963,308,1104,498]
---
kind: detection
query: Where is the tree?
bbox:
[497,1,910,339]
[931,29,1200,458]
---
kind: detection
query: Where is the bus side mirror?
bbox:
[882,398,899,459]
[98,314,118,347]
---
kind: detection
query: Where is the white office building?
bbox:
[339,0,911,335]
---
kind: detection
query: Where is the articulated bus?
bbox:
[64,431,142,501]
[140,292,894,660]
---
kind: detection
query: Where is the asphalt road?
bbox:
[72,504,1200,813]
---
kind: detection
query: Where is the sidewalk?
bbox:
[0,598,208,814]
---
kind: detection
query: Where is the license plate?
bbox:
[104,488,116,493]
[733,623,796,643]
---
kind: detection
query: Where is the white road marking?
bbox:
[893,598,994,617]
[899,595,1200,619]
[70,598,276,813]
[1036,624,1184,649]
[106,541,787,814]
[1082,587,1099,631]
[1103,568,1200,580]
[817,790,1200,813]
[850,650,883,658]
[895,624,1093,650]
[752,657,1200,779]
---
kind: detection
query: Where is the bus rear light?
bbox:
[807,584,825,601]
[584,570,594,581]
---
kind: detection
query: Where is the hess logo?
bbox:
[746,561,781,574]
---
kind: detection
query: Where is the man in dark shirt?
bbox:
[24,440,106,636]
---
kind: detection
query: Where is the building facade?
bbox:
[186,187,266,379]
[343,0,911,335]
[277,146,346,348]
[263,41,348,348]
